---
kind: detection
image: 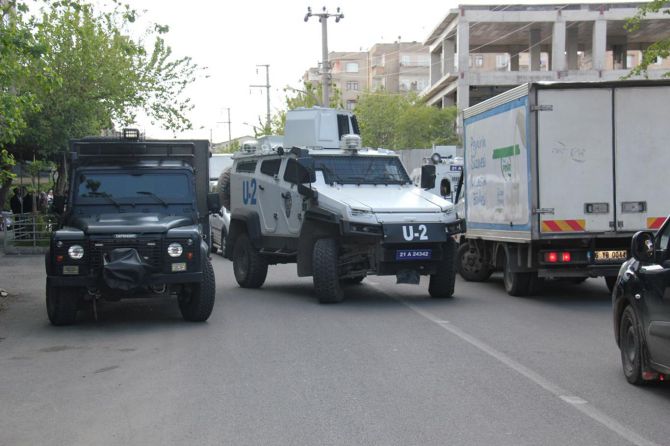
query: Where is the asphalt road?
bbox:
[0,253,669,446]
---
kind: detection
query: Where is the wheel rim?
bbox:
[462,250,484,275]
[235,245,249,279]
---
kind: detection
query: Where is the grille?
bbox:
[88,237,162,273]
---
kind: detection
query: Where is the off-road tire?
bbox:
[179,259,216,322]
[233,234,268,288]
[313,238,344,303]
[457,242,492,282]
[46,283,79,326]
[429,238,457,298]
[619,305,645,385]
[503,251,532,297]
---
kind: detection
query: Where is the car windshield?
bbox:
[312,155,411,185]
[75,172,192,203]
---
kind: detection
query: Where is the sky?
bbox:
[122,0,625,142]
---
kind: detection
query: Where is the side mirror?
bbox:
[53,196,66,215]
[421,165,436,189]
[631,231,655,263]
[285,158,315,184]
[207,192,221,214]
[297,183,317,200]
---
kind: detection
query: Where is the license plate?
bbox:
[594,250,627,262]
[396,249,432,261]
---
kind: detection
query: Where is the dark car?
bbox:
[613,219,670,384]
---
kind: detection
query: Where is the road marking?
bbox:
[373,286,660,446]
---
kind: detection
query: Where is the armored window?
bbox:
[260,159,281,176]
[337,114,350,139]
[236,161,257,173]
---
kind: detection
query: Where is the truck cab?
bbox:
[45,130,220,324]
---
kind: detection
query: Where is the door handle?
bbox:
[258,185,265,191]
[281,192,290,199]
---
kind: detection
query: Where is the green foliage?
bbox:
[625,1,670,78]
[355,91,460,149]
[1,149,17,184]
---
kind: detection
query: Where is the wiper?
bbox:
[316,163,344,185]
[136,191,168,207]
[87,192,121,209]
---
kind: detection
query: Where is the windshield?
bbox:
[75,172,192,204]
[312,155,411,185]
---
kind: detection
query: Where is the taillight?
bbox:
[544,251,572,263]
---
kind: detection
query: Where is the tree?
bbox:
[7,0,200,195]
[626,1,670,77]
[354,90,460,150]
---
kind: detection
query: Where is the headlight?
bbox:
[68,244,84,260]
[167,242,183,257]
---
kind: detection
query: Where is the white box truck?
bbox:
[455,80,670,296]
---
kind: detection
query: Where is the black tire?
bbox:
[313,238,344,303]
[46,283,79,326]
[179,259,216,322]
[341,275,365,285]
[429,238,457,298]
[503,251,532,297]
[619,305,645,385]
[605,276,617,294]
[457,242,492,282]
[233,233,268,288]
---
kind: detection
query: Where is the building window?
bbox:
[346,81,359,91]
[346,100,356,110]
[496,54,509,71]
[400,55,410,66]
[417,55,430,67]
[345,62,359,73]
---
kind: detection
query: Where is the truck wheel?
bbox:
[502,252,531,297]
[233,234,268,288]
[605,276,617,294]
[179,259,216,322]
[457,242,492,282]
[46,283,79,326]
[619,305,644,385]
[313,238,344,303]
[429,238,457,298]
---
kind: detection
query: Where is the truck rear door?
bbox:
[614,85,670,232]
[537,88,614,234]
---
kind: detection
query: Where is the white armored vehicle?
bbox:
[226,107,464,303]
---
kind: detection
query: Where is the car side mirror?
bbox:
[631,231,655,263]
[207,193,221,214]
[285,158,315,184]
[421,165,436,189]
[53,196,66,215]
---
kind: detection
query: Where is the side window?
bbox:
[440,179,451,197]
[260,159,281,177]
[236,160,257,173]
[284,159,312,184]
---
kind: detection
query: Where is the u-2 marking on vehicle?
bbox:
[402,224,428,241]
[243,179,257,205]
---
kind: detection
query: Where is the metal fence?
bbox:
[2,213,57,255]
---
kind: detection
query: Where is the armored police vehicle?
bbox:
[45,129,220,325]
[225,107,464,303]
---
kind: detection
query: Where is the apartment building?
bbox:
[303,42,430,109]
[423,3,670,111]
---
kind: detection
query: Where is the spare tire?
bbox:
[218,167,232,211]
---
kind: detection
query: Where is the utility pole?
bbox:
[250,64,271,131]
[218,107,231,143]
[304,6,343,107]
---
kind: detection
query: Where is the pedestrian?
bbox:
[10,188,22,215]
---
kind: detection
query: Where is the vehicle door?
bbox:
[255,158,282,234]
[280,158,308,235]
[638,220,670,368]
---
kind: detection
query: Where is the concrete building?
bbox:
[328,51,369,110]
[422,3,670,111]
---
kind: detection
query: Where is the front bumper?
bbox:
[47,271,203,288]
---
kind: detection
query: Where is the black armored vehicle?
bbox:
[45,130,220,325]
